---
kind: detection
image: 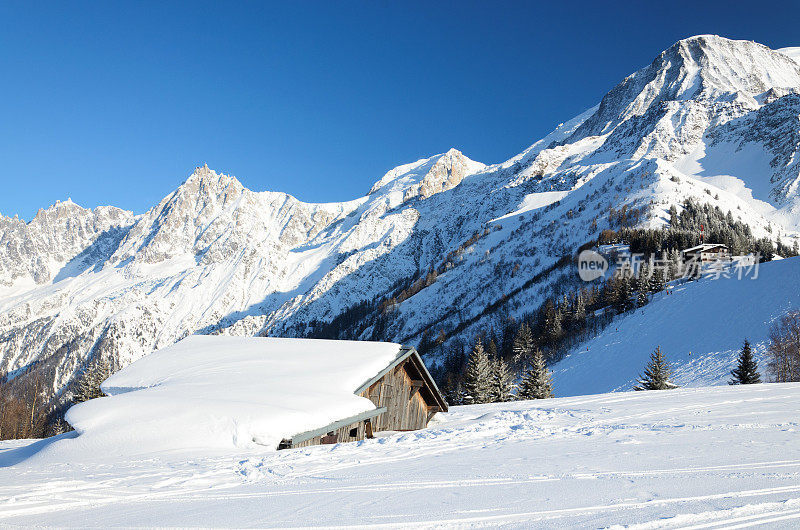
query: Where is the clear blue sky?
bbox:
[2,1,799,220]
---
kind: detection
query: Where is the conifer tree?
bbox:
[442,374,466,406]
[636,288,648,308]
[729,339,761,385]
[668,248,682,280]
[486,339,498,359]
[573,293,586,323]
[489,355,515,402]
[463,338,492,404]
[614,276,634,313]
[651,266,666,293]
[636,262,650,293]
[544,302,563,345]
[634,346,678,390]
[73,357,111,404]
[512,322,534,360]
[668,205,679,227]
[517,348,554,399]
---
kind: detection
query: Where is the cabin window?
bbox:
[349,427,358,437]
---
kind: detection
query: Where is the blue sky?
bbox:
[2,1,799,220]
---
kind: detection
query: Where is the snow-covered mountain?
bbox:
[4,35,800,398]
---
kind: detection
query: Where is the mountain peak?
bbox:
[565,35,800,142]
[659,35,800,97]
[177,165,245,201]
[367,149,484,199]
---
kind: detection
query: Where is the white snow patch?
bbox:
[674,139,777,216]
[490,191,569,222]
[777,47,800,65]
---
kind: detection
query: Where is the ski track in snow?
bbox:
[1,383,799,528]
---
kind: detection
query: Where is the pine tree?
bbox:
[486,339,498,359]
[544,302,563,345]
[489,355,515,402]
[668,205,679,228]
[729,339,761,385]
[517,348,554,399]
[442,374,466,406]
[73,356,111,404]
[651,266,666,293]
[573,293,586,323]
[636,262,650,293]
[463,338,492,404]
[512,322,534,361]
[668,248,682,280]
[634,346,678,390]
[614,276,634,313]
[637,287,649,308]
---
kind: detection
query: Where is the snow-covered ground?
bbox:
[2,383,800,528]
[553,257,800,396]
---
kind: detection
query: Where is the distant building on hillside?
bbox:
[682,243,731,264]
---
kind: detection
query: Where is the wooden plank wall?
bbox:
[360,360,430,432]
[290,358,433,449]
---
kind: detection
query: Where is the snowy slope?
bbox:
[4,35,800,398]
[778,47,800,64]
[2,384,800,527]
[553,257,800,396]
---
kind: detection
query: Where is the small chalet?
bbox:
[280,345,448,449]
[682,243,731,264]
[79,336,448,453]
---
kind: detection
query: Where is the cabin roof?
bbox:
[682,243,729,253]
[355,345,448,410]
[67,336,446,453]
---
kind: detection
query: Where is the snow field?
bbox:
[2,383,799,528]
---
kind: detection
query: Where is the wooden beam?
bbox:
[410,380,424,388]
[365,419,374,439]
[287,407,387,447]
[426,406,441,423]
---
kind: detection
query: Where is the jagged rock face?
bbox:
[709,93,800,204]
[0,200,133,286]
[3,35,800,400]
[403,149,486,200]
[559,35,800,168]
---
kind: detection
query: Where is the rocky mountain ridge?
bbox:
[3,35,800,399]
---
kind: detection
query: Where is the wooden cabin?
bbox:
[91,335,448,453]
[278,346,448,450]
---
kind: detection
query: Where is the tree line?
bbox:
[0,355,112,441]
[442,325,555,405]
[601,199,798,260]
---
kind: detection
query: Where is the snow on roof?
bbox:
[682,243,729,253]
[64,336,403,456]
